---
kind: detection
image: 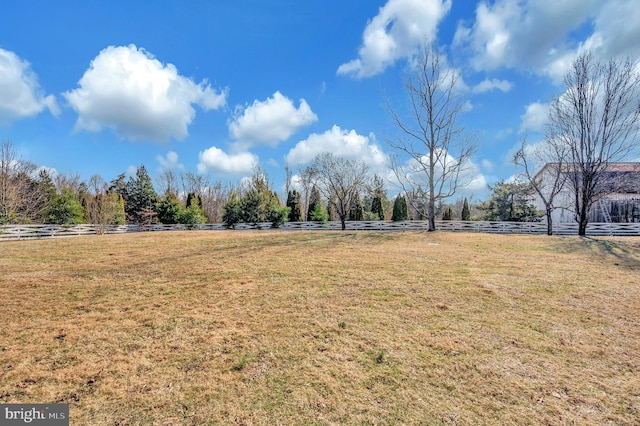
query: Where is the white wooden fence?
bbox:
[1,221,640,241]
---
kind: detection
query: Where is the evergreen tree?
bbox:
[461,198,471,221]
[307,186,321,221]
[113,193,126,225]
[368,174,389,220]
[185,192,203,210]
[156,193,183,224]
[349,193,364,221]
[327,196,338,221]
[45,188,85,224]
[181,192,206,226]
[480,181,542,222]
[286,190,302,222]
[222,168,289,229]
[178,204,206,227]
[124,166,158,224]
[370,195,385,220]
[34,169,56,222]
[442,205,453,220]
[109,173,127,199]
[310,202,328,223]
[222,194,243,229]
[391,196,409,221]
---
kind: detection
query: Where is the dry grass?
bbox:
[0,231,639,425]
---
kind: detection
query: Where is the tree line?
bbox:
[0,137,517,230]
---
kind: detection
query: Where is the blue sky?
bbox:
[1,0,639,200]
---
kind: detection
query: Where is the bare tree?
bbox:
[201,180,233,223]
[284,163,292,196]
[180,171,209,199]
[386,42,476,231]
[296,166,316,221]
[305,153,369,230]
[549,52,640,235]
[88,174,106,194]
[0,140,50,224]
[54,172,82,194]
[82,174,125,233]
[514,137,569,235]
[157,169,179,196]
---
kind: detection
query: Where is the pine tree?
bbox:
[222,168,289,229]
[124,165,158,224]
[368,174,389,220]
[461,198,471,221]
[391,196,409,221]
[45,188,85,224]
[480,181,542,222]
[156,193,183,224]
[286,190,302,222]
[349,193,364,221]
[310,202,328,223]
[442,206,453,220]
[307,186,321,221]
[370,195,385,220]
[222,194,243,229]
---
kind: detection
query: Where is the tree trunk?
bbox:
[577,190,590,236]
[340,216,346,231]
[578,211,588,236]
[546,207,553,236]
[428,189,436,231]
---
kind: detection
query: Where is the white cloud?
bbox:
[0,48,59,124]
[197,146,257,177]
[33,165,59,180]
[454,0,600,73]
[228,91,317,151]
[337,0,452,78]
[519,101,550,133]
[455,0,640,83]
[472,78,513,94]
[545,0,640,82]
[64,44,227,142]
[156,151,183,170]
[286,125,389,169]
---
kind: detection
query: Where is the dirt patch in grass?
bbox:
[1,231,639,425]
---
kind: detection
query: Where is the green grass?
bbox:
[0,231,639,425]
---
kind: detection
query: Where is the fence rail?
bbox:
[2,221,640,241]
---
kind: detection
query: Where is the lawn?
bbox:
[0,231,639,425]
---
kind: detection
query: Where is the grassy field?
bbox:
[0,230,639,425]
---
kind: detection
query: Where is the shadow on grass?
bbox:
[559,236,640,270]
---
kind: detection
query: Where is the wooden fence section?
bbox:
[1,221,640,240]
